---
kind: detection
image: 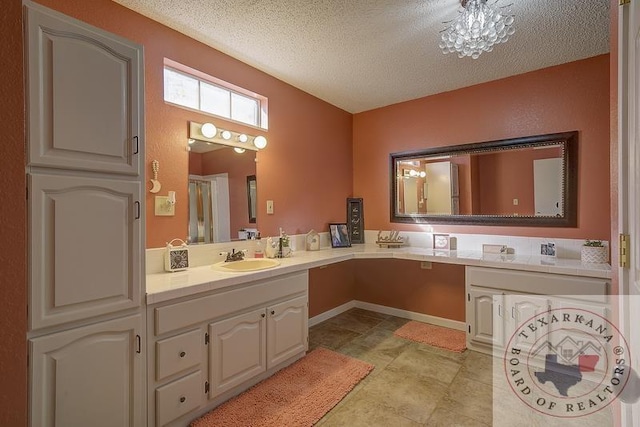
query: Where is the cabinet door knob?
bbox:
[261,313,266,318]
[180,396,186,403]
[270,310,275,315]
[179,351,186,358]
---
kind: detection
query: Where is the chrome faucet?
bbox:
[220,249,247,262]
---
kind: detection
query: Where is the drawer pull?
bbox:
[261,313,266,318]
[179,351,186,358]
[180,396,186,403]
[270,310,275,315]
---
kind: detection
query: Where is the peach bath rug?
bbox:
[190,347,374,427]
[394,321,466,353]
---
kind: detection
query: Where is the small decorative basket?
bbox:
[164,238,189,272]
[581,245,608,264]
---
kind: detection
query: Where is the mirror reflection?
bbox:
[391,132,577,227]
[188,141,257,243]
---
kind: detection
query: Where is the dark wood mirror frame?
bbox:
[390,131,578,227]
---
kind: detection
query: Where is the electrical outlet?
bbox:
[155,196,175,216]
[266,200,274,215]
[513,198,519,206]
[420,261,432,269]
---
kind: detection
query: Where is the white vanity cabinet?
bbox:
[25,4,146,426]
[148,271,309,426]
[29,314,145,427]
[465,266,609,355]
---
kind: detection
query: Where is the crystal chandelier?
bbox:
[439,0,515,59]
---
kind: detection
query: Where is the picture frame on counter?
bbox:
[346,197,364,244]
[329,223,351,248]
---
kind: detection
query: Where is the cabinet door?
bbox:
[29,174,142,329]
[505,294,550,354]
[267,296,308,368]
[467,287,504,348]
[26,4,142,175]
[30,314,144,427]
[209,308,266,398]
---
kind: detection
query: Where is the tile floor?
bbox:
[309,308,614,427]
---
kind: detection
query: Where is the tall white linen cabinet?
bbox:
[25,2,146,426]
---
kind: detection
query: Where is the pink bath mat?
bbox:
[190,347,373,427]
[394,321,466,353]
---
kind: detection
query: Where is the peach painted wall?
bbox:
[309,262,356,318]
[475,146,562,215]
[1,1,27,425]
[609,0,619,294]
[354,260,465,322]
[33,0,353,249]
[354,55,611,241]
[196,148,257,235]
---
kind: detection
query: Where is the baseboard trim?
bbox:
[308,300,356,327]
[309,299,465,331]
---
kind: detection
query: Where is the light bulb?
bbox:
[221,130,232,140]
[234,147,246,154]
[201,122,217,138]
[254,135,267,149]
[238,134,248,143]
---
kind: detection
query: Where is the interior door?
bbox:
[533,157,563,216]
[619,0,640,424]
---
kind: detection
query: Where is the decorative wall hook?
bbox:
[150,160,161,193]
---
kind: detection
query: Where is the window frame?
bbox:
[163,58,268,130]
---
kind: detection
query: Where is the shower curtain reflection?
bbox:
[188,179,213,243]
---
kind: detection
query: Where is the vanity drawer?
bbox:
[155,271,308,335]
[156,329,203,381]
[156,370,203,426]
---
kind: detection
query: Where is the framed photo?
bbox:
[346,197,364,244]
[433,233,452,250]
[329,223,351,248]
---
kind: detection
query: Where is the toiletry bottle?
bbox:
[254,237,264,258]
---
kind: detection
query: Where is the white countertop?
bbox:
[146,245,612,304]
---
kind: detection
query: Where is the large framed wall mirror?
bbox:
[390,131,578,227]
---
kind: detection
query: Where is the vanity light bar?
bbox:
[188,121,267,151]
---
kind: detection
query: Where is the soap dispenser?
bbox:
[254,236,264,258]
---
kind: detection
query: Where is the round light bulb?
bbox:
[253,135,267,149]
[238,134,248,143]
[419,171,426,178]
[201,123,217,138]
[221,130,232,140]
[234,147,246,154]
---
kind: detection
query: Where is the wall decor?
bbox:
[346,197,364,244]
[433,233,456,250]
[164,238,189,272]
[305,229,320,251]
[329,223,351,248]
[376,230,406,248]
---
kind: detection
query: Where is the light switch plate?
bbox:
[155,196,175,216]
[266,200,274,214]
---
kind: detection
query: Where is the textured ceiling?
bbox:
[112,0,610,113]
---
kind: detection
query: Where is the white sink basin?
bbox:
[213,258,280,272]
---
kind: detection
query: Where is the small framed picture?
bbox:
[433,233,452,250]
[329,223,351,248]
[346,198,364,244]
[541,242,556,257]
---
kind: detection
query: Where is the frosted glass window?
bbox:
[201,82,231,118]
[231,93,259,127]
[164,68,199,110]
[164,61,267,129]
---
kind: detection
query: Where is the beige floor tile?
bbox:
[336,341,395,375]
[309,323,361,350]
[445,377,493,424]
[457,351,494,386]
[409,341,470,363]
[385,345,462,385]
[319,387,424,427]
[347,308,391,320]
[357,368,448,423]
[426,405,490,426]
[376,316,411,331]
[325,311,385,333]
